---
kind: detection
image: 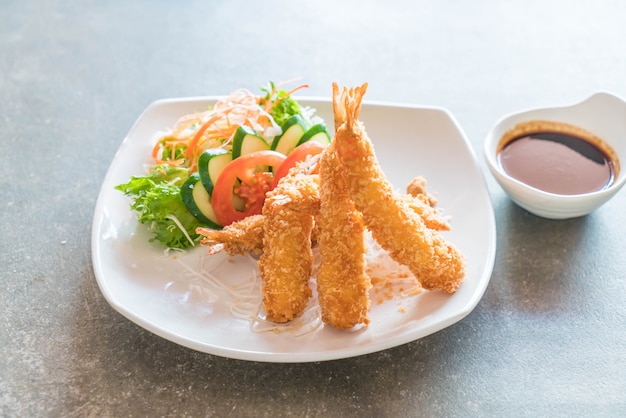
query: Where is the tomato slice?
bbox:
[272,141,327,188]
[212,150,286,226]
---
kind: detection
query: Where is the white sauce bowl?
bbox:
[484,92,626,219]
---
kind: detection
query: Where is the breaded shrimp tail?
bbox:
[316,145,371,329]
[197,214,265,256]
[258,170,316,322]
[332,82,366,132]
[331,83,466,293]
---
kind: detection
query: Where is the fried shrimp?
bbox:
[197,214,265,255]
[332,83,466,293]
[196,176,447,257]
[197,214,322,257]
[406,176,438,207]
[257,169,317,322]
[316,145,371,329]
[403,176,452,230]
[396,194,450,232]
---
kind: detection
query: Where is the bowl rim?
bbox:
[484,91,626,201]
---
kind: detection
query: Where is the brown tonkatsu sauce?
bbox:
[498,130,616,195]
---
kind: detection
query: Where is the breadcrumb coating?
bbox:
[316,145,371,329]
[258,170,318,322]
[332,82,466,293]
[197,214,265,256]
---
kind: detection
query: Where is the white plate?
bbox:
[92,96,496,363]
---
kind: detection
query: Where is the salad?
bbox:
[116,80,330,249]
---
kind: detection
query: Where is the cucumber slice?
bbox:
[271,114,308,155]
[181,173,222,229]
[297,123,331,147]
[198,149,232,195]
[232,126,270,160]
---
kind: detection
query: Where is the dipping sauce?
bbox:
[497,121,618,195]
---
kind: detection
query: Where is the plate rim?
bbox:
[91,95,496,363]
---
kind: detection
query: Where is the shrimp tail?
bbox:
[332,82,368,132]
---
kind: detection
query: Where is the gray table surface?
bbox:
[2,1,625,416]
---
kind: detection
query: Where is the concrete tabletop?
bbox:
[2,1,625,416]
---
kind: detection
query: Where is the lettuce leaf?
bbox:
[115,165,202,249]
[262,81,302,127]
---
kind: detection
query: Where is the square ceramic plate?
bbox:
[92,96,496,363]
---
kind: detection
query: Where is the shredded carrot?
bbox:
[151,80,309,173]
[151,141,161,161]
[172,118,201,137]
[185,113,223,166]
